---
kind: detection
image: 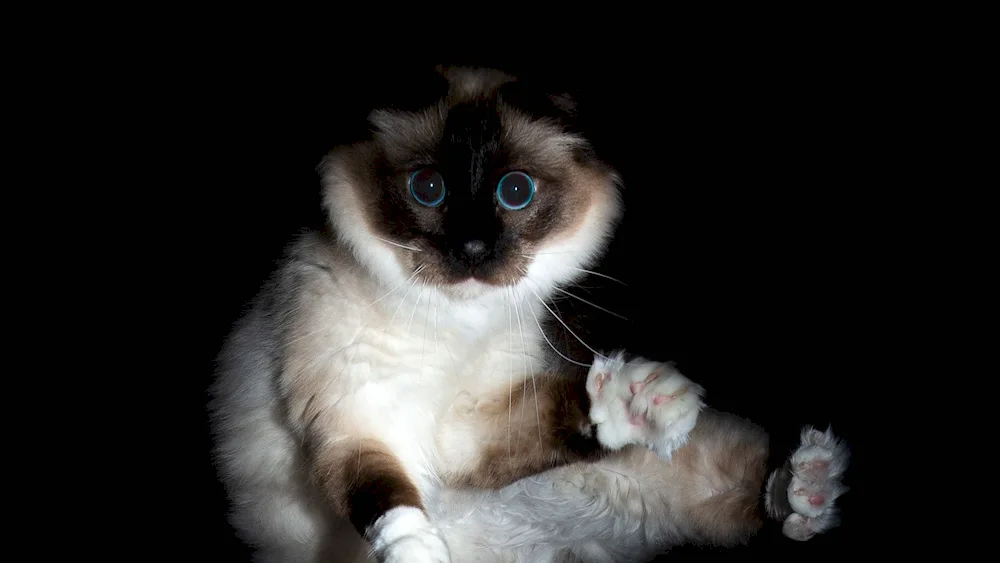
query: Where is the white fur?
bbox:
[211,144,847,561]
[370,507,451,563]
[767,426,850,542]
[211,182,633,562]
[586,354,705,459]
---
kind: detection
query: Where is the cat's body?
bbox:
[210,67,849,562]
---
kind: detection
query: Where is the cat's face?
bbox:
[324,67,622,301]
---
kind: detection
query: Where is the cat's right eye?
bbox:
[409,168,446,207]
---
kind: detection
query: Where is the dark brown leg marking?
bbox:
[453,373,606,490]
[311,440,423,536]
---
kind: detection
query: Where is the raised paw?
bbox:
[766,426,850,541]
[369,506,452,563]
[586,351,705,459]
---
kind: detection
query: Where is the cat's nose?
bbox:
[463,239,487,259]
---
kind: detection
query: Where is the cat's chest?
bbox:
[341,313,533,398]
[319,294,544,484]
[328,290,542,392]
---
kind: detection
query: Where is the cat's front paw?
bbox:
[586,351,705,459]
[368,507,451,563]
[765,426,850,541]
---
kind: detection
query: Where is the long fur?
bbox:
[209,66,844,562]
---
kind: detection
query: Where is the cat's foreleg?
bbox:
[307,437,451,563]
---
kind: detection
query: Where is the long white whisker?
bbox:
[514,292,542,445]
[520,287,592,367]
[434,293,440,359]
[368,265,424,310]
[511,288,528,451]
[374,236,422,252]
[520,250,583,256]
[566,266,628,287]
[525,280,606,361]
[406,286,425,332]
[436,295,459,372]
[421,286,431,381]
[552,286,629,320]
[386,267,423,332]
[506,289,513,458]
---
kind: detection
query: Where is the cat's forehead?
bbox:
[369,69,584,170]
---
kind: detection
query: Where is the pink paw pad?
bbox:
[800,460,829,471]
[593,372,610,397]
[628,369,661,395]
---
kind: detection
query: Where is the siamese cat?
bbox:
[209,66,849,562]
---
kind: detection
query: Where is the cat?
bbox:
[208,66,850,562]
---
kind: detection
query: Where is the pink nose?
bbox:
[808,495,825,507]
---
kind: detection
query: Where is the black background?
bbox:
[184,51,880,560]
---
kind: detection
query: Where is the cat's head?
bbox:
[322,66,622,302]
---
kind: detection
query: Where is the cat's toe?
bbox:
[768,426,850,541]
[625,359,705,458]
[791,426,850,483]
[587,351,642,451]
[587,353,704,458]
[788,478,847,518]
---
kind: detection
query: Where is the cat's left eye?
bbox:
[496,171,535,211]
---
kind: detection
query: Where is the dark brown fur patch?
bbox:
[448,373,604,490]
[311,439,424,535]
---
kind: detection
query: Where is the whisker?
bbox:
[421,285,431,380]
[520,288,592,368]
[524,279,606,361]
[512,288,528,452]
[385,267,423,332]
[552,286,629,320]
[506,289,513,458]
[406,286,425,332]
[520,250,584,256]
[368,265,425,309]
[514,294,542,445]
[566,266,628,287]
[374,236,422,252]
[435,294,459,372]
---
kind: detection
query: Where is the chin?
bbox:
[440,278,505,301]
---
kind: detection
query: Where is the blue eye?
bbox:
[410,168,446,207]
[496,171,535,210]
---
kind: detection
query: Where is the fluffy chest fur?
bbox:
[282,240,555,494]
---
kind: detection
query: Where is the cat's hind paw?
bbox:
[765,426,850,541]
[586,351,705,459]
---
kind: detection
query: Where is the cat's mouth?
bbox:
[411,262,527,298]
[406,243,530,291]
